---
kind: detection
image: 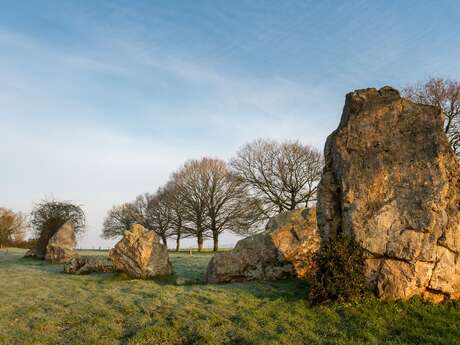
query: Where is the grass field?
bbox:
[1,248,460,345]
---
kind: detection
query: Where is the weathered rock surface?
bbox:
[206,208,320,283]
[109,224,173,278]
[64,256,114,275]
[24,221,75,261]
[267,207,320,278]
[24,248,37,258]
[317,86,460,302]
[44,222,77,263]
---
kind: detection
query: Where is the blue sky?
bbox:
[1,1,460,248]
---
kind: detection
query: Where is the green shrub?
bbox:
[309,234,367,304]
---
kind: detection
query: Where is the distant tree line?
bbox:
[102,139,323,252]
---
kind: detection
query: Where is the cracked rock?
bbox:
[317,86,460,301]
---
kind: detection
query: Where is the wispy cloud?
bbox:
[3,0,458,248]
[0,27,339,248]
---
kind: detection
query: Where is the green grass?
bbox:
[1,248,460,345]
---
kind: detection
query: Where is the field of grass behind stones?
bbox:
[1,248,460,345]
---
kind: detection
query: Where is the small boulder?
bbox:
[24,247,37,258]
[109,224,173,278]
[45,222,77,263]
[64,256,114,274]
[206,208,320,283]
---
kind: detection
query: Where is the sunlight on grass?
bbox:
[1,248,459,345]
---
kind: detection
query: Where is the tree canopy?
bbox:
[230,139,323,215]
[0,208,27,248]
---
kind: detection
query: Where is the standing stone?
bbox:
[45,222,77,263]
[316,86,460,301]
[206,208,320,283]
[109,224,173,278]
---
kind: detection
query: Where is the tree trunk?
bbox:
[175,234,181,252]
[197,235,203,252]
[290,193,296,210]
[161,235,167,247]
[213,236,219,252]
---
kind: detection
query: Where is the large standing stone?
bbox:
[109,224,173,278]
[206,208,320,283]
[316,86,460,301]
[45,222,77,263]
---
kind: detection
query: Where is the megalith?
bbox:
[316,86,460,301]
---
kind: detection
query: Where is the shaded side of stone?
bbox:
[45,222,77,263]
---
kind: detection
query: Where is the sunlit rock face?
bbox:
[317,86,460,302]
[266,208,320,278]
[206,208,320,283]
[109,224,172,278]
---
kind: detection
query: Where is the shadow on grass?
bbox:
[18,256,66,274]
[217,278,309,302]
[307,295,460,345]
[6,248,309,303]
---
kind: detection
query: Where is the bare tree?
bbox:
[230,139,323,215]
[102,193,175,247]
[172,160,211,252]
[403,78,460,158]
[202,159,264,251]
[225,196,266,237]
[30,200,86,258]
[170,158,264,251]
[0,208,27,248]
[143,191,174,247]
[102,202,139,239]
[162,181,189,251]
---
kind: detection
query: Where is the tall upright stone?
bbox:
[45,222,77,263]
[317,86,460,301]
